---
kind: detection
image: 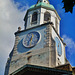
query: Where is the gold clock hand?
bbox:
[58,43,59,47]
[30,34,34,46]
[32,33,34,38]
[31,34,34,41]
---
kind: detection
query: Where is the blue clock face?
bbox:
[55,37,62,56]
[23,32,40,48]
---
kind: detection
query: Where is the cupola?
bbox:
[24,0,60,34]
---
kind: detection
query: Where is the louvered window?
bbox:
[44,12,51,21]
[32,12,37,24]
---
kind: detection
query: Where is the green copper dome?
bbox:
[29,2,55,10]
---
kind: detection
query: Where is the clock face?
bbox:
[55,37,62,56]
[23,32,40,48]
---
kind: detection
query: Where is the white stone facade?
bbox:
[6,23,66,75]
[4,0,66,75]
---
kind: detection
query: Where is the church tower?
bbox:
[5,0,67,75]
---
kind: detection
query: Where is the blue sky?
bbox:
[0,0,75,75]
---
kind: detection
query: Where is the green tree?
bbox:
[62,0,75,13]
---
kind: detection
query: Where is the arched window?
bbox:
[44,12,51,22]
[32,12,37,23]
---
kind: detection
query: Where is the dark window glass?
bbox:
[32,12,37,23]
[44,12,51,21]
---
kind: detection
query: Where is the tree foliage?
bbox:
[62,0,75,13]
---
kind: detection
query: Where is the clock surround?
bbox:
[55,37,62,56]
[23,31,40,48]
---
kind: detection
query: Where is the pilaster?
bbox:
[13,36,20,56]
[44,24,52,47]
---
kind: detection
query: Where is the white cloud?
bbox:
[62,35,75,64]
[62,35,75,53]
[0,0,29,75]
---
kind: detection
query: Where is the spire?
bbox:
[37,0,50,4]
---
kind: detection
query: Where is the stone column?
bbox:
[40,11,44,24]
[27,15,31,28]
[37,10,40,25]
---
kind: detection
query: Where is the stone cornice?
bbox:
[10,64,72,75]
[15,22,66,46]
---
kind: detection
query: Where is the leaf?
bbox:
[62,0,75,13]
